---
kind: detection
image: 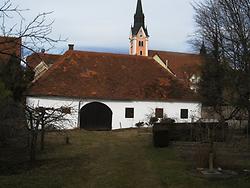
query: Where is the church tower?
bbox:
[129,0,149,56]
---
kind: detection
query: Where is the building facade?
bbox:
[26,0,203,131]
[27,96,201,130]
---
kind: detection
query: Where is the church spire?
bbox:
[129,0,149,56]
[135,0,143,16]
[132,0,148,37]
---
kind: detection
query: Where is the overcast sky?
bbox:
[12,0,199,54]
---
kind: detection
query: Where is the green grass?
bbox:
[0,129,250,188]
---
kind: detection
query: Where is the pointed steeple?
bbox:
[132,0,149,37]
[129,0,149,56]
[135,0,143,15]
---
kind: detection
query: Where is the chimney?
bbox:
[41,49,45,53]
[68,44,74,50]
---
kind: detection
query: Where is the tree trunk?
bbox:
[30,120,40,163]
[247,107,250,149]
[40,121,45,151]
[40,111,46,151]
[209,153,214,171]
[30,130,38,163]
[208,124,214,171]
[65,136,70,144]
[26,128,30,147]
[248,107,250,133]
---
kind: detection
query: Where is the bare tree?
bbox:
[0,0,65,101]
[0,0,65,64]
[193,0,250,127]
[192,0,250,170]
[25,105,73,162]
[0,1,69,166]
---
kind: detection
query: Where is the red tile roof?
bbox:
[28,50,199,102]
[0,36,21,63]
[26,52,62,69]
[149,50,203,81]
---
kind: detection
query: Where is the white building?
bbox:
[26,0,203,130]
[27,97,201,130]
[27,50,202,130]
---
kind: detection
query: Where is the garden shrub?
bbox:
[135,121,144,128]
[152,124,169,147]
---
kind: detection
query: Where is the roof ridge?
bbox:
[149,49,200,56]
[65,50,154,60]
[34,52,63,56]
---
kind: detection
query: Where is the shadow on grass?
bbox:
[0,152,90,176]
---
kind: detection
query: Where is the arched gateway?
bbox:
[80,102,112,131]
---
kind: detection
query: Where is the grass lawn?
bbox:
[0,129,250,188]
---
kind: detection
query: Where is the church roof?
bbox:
[131,25,149,37]
[149,50,203,81]
[27,50,199,102]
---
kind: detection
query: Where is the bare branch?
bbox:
[0,1,66,64]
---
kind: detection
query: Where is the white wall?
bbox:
[26,97,79,129]
[26,96,202,130]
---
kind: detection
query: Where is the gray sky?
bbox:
[13,0,198,54]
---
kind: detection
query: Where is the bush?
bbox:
[153,124,169,147]
[160,117,175,124]
[148,117,158,127]
[135,121,144,128]
[152,122,228,142]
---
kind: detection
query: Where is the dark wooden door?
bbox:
[80,102,112,131]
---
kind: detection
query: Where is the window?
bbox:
[180,109,188,119]
[125,108,134,118]
[139,41,144,47]
[140,51,143,55]
[60,107,71,114]
[155,108,163,118]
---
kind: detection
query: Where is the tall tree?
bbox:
[0,55,34,102]
[0,0,65,100]
[0,0,65,154]
[0,0,65,83]
[193,0,250,126]
[0,80,11,102]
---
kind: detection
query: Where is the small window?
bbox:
[180,109,188,119]
[155,108,163,118]
[60,107,71,114]
[139,41,144,47]
[125,108,134,118]
[140,51,143,55]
